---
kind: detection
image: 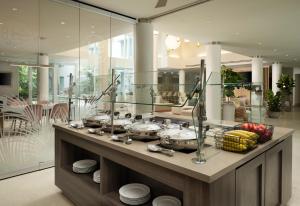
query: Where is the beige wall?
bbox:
[0,61,19,97]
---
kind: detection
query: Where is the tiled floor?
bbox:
[0,107,299,206]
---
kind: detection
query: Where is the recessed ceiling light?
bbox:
[0,22,3,25]
[91,25,95,29]
[294,58,298,61]
[60,21,65,25]
[286,54,289,57]
[12,8,18,11]
[184,39,190,43]
[14,46,17,49]
[153,30,159,35]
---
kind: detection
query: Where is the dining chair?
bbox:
[50,103,68,122]
[26,104,43,124]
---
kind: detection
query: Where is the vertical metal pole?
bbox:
[192,59,207,164]
[68,73,73,123]
[110,69,115,136]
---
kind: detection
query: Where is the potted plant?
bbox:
[221,65,242,121]
[266,90,281,118]
[276,74,295,112]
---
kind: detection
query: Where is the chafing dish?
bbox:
[157,127,198,150]
[83,114,110,128]
[125,121,162,140]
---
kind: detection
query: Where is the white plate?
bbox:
[73,159,97,169]
[120,194,150,205]
[119,183,150,199]
[152,196,181,206]
[73,165,96,174]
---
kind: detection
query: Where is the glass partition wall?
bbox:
[0,0,135,179]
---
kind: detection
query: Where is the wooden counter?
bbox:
[54,124,293,206]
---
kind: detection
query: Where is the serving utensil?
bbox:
[147,144,175,156]
[111,135,132,144]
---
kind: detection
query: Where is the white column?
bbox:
[252,57,263,84]
[153,30,158,90]
[179,69,185,103]
[53,66,58,103]
[134,21,153,114]
[272,62,282,94]
[38,54,49,103]
[251,56,263,106]
[205,42,221,121]
[251,56,264,122]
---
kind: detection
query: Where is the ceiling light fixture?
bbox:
[12,8,18,11]
[165,35,181,51]
[0,22,3,25]
[153,30,159,35]
[91,25,95,29]
[184,39,190,43]
[286,54,289,57]
[60,21,65,25]
[273,49,278,52]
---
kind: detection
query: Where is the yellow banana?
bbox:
[222,140,248,152]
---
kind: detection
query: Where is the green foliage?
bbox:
[266,90,281,112]
[18,66,37,99]
[276,74,295,94]
[221,65,242,98]
[80,65,94,95]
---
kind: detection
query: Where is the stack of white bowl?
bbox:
[93,170,100,183]
[119,183,151,205]
[152,196,182,206]
[72,159,97,174]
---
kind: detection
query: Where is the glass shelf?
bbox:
[63,70,266,123]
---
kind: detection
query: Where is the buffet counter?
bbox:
[54,123,293,206]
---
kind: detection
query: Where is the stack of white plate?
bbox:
[152,196,181,206]
[93,170,100,183]
[119,183,151,205]
[72,159,97,174]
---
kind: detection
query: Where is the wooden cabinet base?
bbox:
[54,126,292,206]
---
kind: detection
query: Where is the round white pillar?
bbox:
[134,21,153,114]
[252,57,263,84]
[179,70,185,103]
[205,43,221,121]
[272,62,282,94]
[251,56,264,122]
[153,31,158,91]
[38,54,49,103]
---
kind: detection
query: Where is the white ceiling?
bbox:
[81,0,198,18]
[82,0,300,67]
[0,0,132,64]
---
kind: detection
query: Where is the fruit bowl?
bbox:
[235,123,274,143]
